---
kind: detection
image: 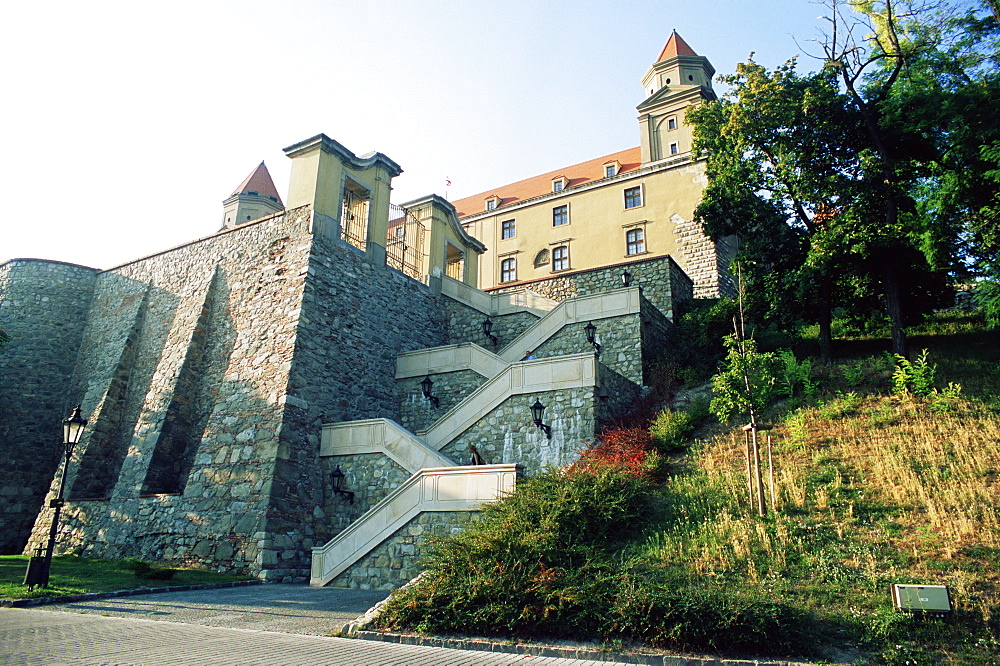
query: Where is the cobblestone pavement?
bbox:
[17,584,388,636]
[0,607,639,666]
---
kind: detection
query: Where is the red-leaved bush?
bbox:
[569,425,654,478]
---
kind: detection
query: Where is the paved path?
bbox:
[0,585,641,665]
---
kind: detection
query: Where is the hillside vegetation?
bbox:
[375,310,1000,665]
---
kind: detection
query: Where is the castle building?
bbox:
[0,33,731,588]
[453,32,736,302]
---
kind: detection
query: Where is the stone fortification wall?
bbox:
[0,260,99,553]
[397,370,487,434]
[24,208,315,577]
[672,215,736,299]
[531,314,643,386]
[273,233,449,577]
[489,255,693,322]
[439,387,597,474]
[332,510,481,590]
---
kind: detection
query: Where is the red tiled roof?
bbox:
[452,147,642,218]
[657,31,697,62]
[231,161,283,206]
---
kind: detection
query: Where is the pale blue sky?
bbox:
[3,0,832,268]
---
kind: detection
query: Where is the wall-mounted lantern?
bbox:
[420,375,440,408]
[621,269,632,288]
[329,465,355,503]
[482,317,498,347]
[584,321,601,356]
[530,399,552,439]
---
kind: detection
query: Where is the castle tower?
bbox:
[637,31,716,163]
[222,161,285,229]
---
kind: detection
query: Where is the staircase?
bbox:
[311,288,643,587]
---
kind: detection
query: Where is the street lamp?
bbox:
[621,269,632,287]
[24,405,87,590]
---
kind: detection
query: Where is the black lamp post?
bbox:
[481,317,498,347]
[329,465,355,503]
[530,399,552,439]
[584,321,601,356]
[25,405,87,590]
[621,269,632,288]
[420,375,440,408]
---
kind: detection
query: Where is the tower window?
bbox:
[501,219,516,239]
[552,205,568,227]
[624,186,643,209]
[670,142,679,155]
[500,257,517,283]
[667,117,677,131]
[626,228,646,255]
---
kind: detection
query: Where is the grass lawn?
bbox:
[0,555,253,601]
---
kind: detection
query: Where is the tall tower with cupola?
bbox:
[637,31,716,163]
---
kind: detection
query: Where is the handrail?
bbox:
[439,275,557,317]
[395,342,505,380]
[320,419,454,473]
[418,353,598,448]
[497,287,642,363]
[310,464,519,586]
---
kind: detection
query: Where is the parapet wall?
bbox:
[0,259,99,553]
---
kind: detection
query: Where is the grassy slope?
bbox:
[650,311,1000,664]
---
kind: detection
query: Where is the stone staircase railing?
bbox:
[416,352,598,447]
[395,288,642,382]
[395,343,506,381]
[440,274,557,317]
[497,287,642,363]
[310,464,519,587]
[320,418,454,473]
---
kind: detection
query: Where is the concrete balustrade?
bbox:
[310,464,519,587]
[440,274,557,317]
[320,419,454,473]
[395,343,506,380]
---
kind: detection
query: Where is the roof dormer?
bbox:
[485,194,501,211]
[551,176,568,193]
[602,160,621,178]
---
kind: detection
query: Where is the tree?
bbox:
[689,60,863,362]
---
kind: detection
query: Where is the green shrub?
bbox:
[777,349,817,399]
[892,349,936,398]
[649,398,711,452]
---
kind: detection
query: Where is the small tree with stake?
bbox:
[710,329,780,517]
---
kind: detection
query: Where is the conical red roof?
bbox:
[656,31,697,62]
[231,161,283,205]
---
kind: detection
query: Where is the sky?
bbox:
[2,0,834,269]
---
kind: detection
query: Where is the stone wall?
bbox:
[0,259,99,553]
[437,296,539,349]
[439,387,597,475]
[24,208,316,577]
[489,254,693,322]
[319,453,411,538]
[672,215,737,299]
[397,370,487,434]
[331,511,481,590]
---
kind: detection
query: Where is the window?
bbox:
[553,180,564,192]
[552,246,569,271]
[605,165,616,178]
[552,205,568,226]
[500,257,516,283]
[624,186,643,209]
[501,219,516,239]
[626,228,645,255]
[486,199,497,211]
[669,142,679,155]
[667,117,677,131]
